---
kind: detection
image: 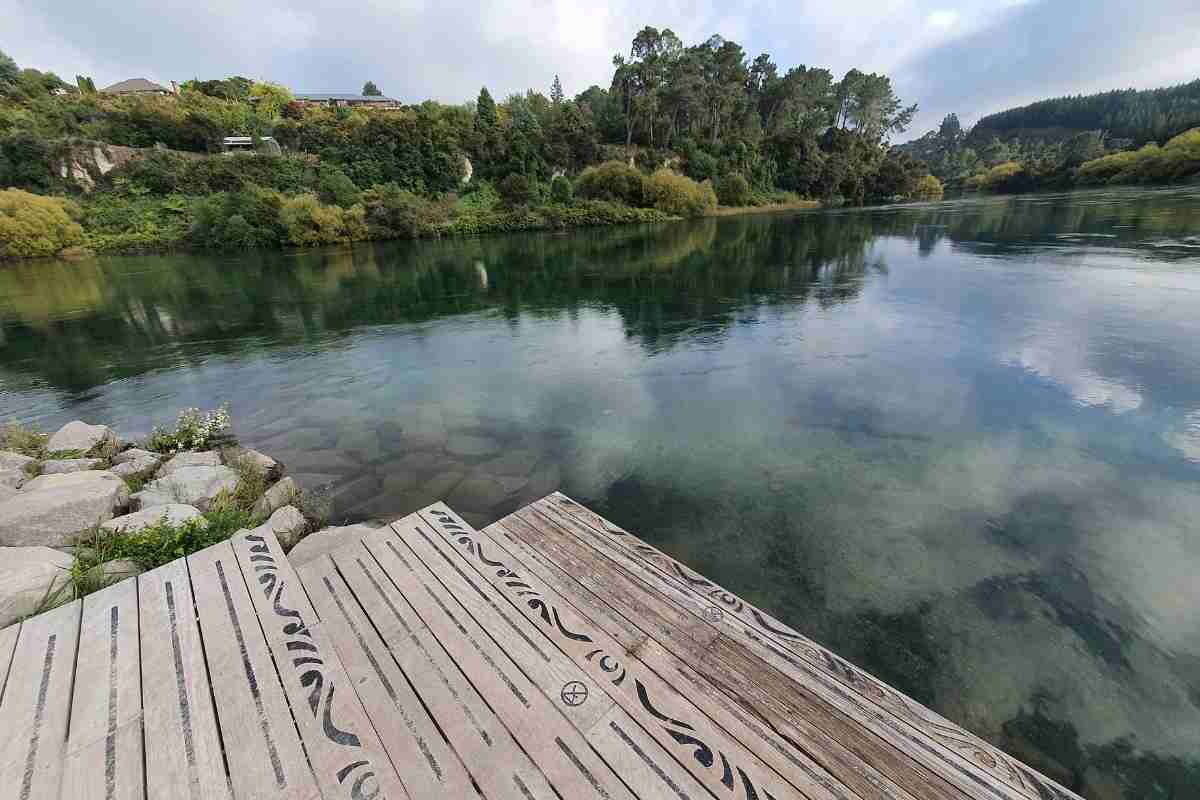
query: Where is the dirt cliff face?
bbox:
[54,141,204,192]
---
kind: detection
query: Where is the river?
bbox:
[3,186,1199,797]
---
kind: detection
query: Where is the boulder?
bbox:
[40,458,103,475]
[132,466,238,512]
[111,454,161,479]
[0,469,27,490]
[253,477,299,517]
[0,547,74,628]
[157,451,222,477]
[84,559,143,587]
[47,420,115,455]
[244,505,308,550]
[102,504,205,534]
[112,448,161,466]
[226,448,283,481]
[0,471,130,547]
[0,484,17,502]
[446,475,513,513]
[0,451,35,471]
[287,524,378,566]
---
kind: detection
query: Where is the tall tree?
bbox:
[0,50,18,90]
[362,81,382,96]
[550,75,564,105]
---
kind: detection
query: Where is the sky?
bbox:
[4,0,1199,139]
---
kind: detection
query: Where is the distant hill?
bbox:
[971,78,1200,146]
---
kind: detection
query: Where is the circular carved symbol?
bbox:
[561,681,589,707]
[703,606,724,624]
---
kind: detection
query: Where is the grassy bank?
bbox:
[705,198,821,217]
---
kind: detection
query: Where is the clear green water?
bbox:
[3,187,1200,797]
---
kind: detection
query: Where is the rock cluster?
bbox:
[0,420,302,628]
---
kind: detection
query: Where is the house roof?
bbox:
[103,78,170,94]
[293,92,399,103]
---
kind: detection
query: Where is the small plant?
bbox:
[148,405,233,453]
[0,421,47,458]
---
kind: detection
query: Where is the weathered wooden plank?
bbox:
[295,554,477,799]
[138,558,232,800]
[533,494,1084,800]
[417,503,830,800]
[0,600,80,800]
[483,512,900,800]
[188,541,318,800]
[510,500,966,800]
[229,529,409,800]
[322,542,554,800]
[0,622,19,700]
[369,524,665,800]
[61,579,144,800]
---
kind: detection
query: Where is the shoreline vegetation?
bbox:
[0,28,947,260]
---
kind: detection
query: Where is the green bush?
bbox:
[0,188,84,257]
[549,174,573,203]
[361,183,451,238]
[715,173,751,206]
[911,174,945,200]
[497,173,534,206]
[279,193,366,246]
[190,186,284,249]
[641,169,717,217]
[317,164,360,208]
[1076,128,1200,185]
[575,160,644,206]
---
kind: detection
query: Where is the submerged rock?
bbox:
[0,471,130,547]
[132,465,237,512]
[47,420,115,454]
[0,547,73,628]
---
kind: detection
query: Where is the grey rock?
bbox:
[226,448,283,481]
[111,454,161,479]
[479,448,542,477]
[0,451,36,471]
[47,420,115,455]
[0,469,27,490]
[0,471,130,547]
[132,465,238,512]
[157,451,221,477]
[289,473,342,491]
[253,477,299,516]
[0,484,17,502]
[102,504,205,534]
[0,547,73,628]
[421,470,465,501]
[287,524,377,566]
[85,559,143,586]
[270,449,357,475]
[336,428,383,464]
[446,433,502,458]
[331,473,382,513]
[40,458,103,475]
[246,505,308,551]
[112,448,160,466]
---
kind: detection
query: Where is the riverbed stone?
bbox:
[0,469,27,490]
[0,471,130,547]
[0,484,17,502]
[331,473,382,513]
[47,420,115,454]
[253,477,299,516]
[102,504,205,534]
[446,475,512,513]
[0,547,73,628]
[111,453,161,479]
[132,465,237,512]
[0,451,35,472]
[112,448,160,466]
[157,450,222,477]
[446,433,502,458]
[289,473,341,491]
[271,449,358,475]
[479,448,542,477]
[40,458,103,475]
[288,524,378,566]
[336,428,384,464]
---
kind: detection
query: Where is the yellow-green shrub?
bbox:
[0,188,85,258]
[911,174,945,200]
[641,169,717,217]
[574,160,645,205]
[279,193,367,246]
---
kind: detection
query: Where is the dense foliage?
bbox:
[0,189,84,257]
[0,33,942,257]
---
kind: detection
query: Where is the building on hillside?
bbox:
[102,78,175,96]
[222,136,282,155]
[292,92,401,109]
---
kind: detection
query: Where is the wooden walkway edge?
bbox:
[0,493,1084,800]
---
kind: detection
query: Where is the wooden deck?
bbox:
[0,493,1084,800]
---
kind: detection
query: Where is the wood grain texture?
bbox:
[61,578,144,800]
[139,558,232,800]
[0,600,80,800]
[188,541,319,800]
[229,529,409,800]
